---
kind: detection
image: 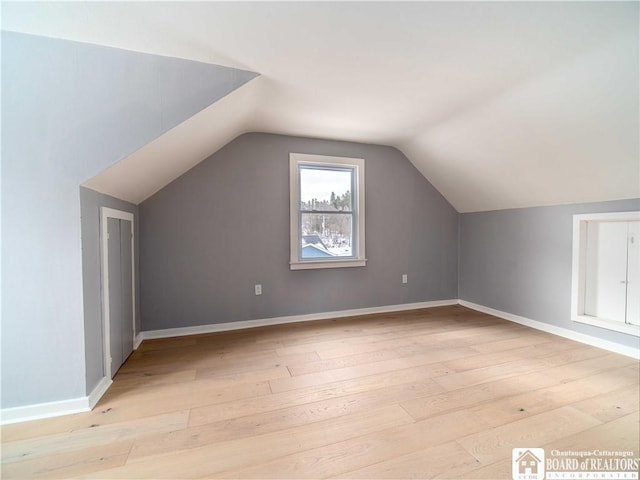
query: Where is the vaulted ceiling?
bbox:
[3,1,638,212]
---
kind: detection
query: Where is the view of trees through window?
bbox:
[299,166,354,258]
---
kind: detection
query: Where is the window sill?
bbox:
[573,315,640,337]
[290,259,367,270]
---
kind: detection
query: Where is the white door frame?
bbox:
[100,207,136,379]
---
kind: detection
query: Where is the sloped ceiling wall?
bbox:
[0,31,256,408]
[401,29,639,211]
[83,77,263,204]
[3,1,638,211]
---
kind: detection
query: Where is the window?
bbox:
[290,153,366,270]
[571,211,640,336]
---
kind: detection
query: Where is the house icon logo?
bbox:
[512,448,545,480]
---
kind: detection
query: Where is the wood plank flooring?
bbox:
[2,305,638,479]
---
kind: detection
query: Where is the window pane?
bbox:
[300,167,352,212]
[301,213,353,257]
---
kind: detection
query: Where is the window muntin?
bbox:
[290,153,365,270]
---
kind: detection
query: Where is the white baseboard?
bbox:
[87,376,112,409]
[133,333,143,350]
[0,300,456,425]
[140,299,459,341]
[5,298,634,425]
[459,300,640,359]
[0,397,90,425]
[1,375,114,425]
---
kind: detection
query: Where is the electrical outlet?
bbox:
[255,284,262,295]
[402,274,408,284]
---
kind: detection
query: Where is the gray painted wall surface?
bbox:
[140,133,459,330]
[80,188,139,395]
[1,31,255,408]
[459,199,640,349]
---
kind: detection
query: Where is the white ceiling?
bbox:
[3,1,639,211]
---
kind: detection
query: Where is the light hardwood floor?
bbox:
[2,305,638,479]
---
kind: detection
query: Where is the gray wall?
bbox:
[1,31,256,409]
[80,188,139,395]
[139,133,459,330]
[459,198,640,349]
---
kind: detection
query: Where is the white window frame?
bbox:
[290,153,366,270]
[571,211,640,336]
